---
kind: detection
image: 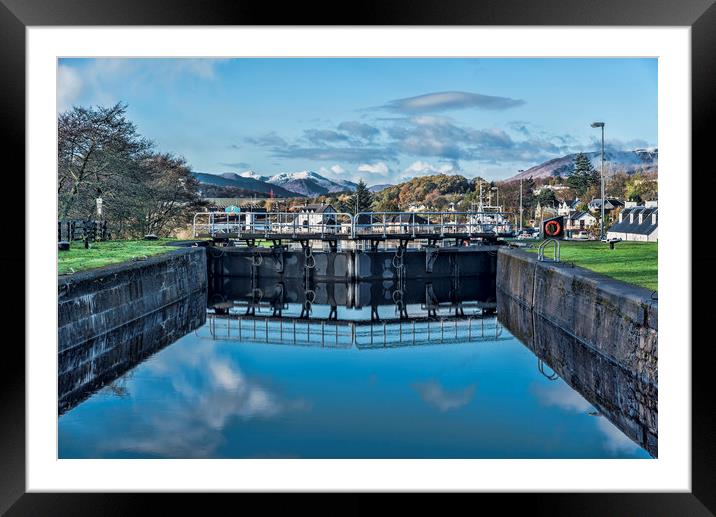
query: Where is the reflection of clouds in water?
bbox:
[531,381,641,456]
[103,342,310,458]
[595,417,641,455]
[531,381,592,412]
[412,380,475,412]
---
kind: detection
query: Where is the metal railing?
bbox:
[193,211,354,239]
[194,211,514,239]
[537,238,561,262]
[354,211,513,238]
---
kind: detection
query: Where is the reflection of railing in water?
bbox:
[203,313,506,349]
[208,277,497,321]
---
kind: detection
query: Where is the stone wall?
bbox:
[496,247,658,456]
[497,248,657,386]
[498,293,658,457]
[58,248,207,413]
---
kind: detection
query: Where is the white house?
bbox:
[606,206,658,242]
[565,211,597,232]
[588,198,624,213]
[291,203,338,232]
[557,198,580,217]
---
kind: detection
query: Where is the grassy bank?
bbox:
[58,239,177,275]
[524,240,657,291]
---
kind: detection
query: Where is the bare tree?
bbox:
[133,153,202,236]
[58,102,151,219]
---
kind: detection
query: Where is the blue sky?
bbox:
[58,58,657,183]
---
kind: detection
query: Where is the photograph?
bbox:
[56,56,659,460]
[1,4,709,508]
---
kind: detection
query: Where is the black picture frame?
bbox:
[2,0,713,513]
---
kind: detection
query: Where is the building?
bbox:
[291,203,338,232]
[534,184,570,195]
[534,202,557,220]
[565,211,597,232]
[606,206,658,242]
[588,198,624,213]
[557,198,581,217]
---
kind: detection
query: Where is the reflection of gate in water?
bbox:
[202,313,505,349]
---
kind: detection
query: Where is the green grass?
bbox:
[525,240,657,291]
[58,239,177,275]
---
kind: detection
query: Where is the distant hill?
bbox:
[507,148,658,181]
[194,170,358,198]
[193,172,296,197]
[368,184,392,193]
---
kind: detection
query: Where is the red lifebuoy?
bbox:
[544,220,561,236]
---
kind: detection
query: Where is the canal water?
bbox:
[58,278,651,459]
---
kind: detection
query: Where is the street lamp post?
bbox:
[518,170,524,231]
[591,122,605,240]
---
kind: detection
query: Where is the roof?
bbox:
[608,207,658,235]
[568,211,594,221]
[589,198,624,209]
[295,203,336,213]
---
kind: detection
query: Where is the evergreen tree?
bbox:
[351,179,374,215]
[522,177,536,211]
[535,188,557,207]
[566,153,600,197]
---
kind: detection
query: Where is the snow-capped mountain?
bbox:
[193,169,358,197]
[267,170,357,196]
[508,149,658,181]
[192,171,296,197]
[238,170,270,182]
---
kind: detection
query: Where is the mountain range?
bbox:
[194,147,658,197]
[507,148,658,181]
[193,170,358,197]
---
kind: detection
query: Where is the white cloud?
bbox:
[531,381,593,413]
[403,160,458,177]
[357,162,389,175]
[319,164,348,180]
[596,417,642,455]
[57,64,83,111]
[100,341,310,457]
[412,380,476,412]
[56,58,227,113]
[531,380,644,455]
[383,91,525,113]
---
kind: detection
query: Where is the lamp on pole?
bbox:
[591,122,605,240]
[517,170,524,231]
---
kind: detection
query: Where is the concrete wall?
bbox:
[58,248,207,413]
[496,247,658,456]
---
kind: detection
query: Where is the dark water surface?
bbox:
[59,294,650,459]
